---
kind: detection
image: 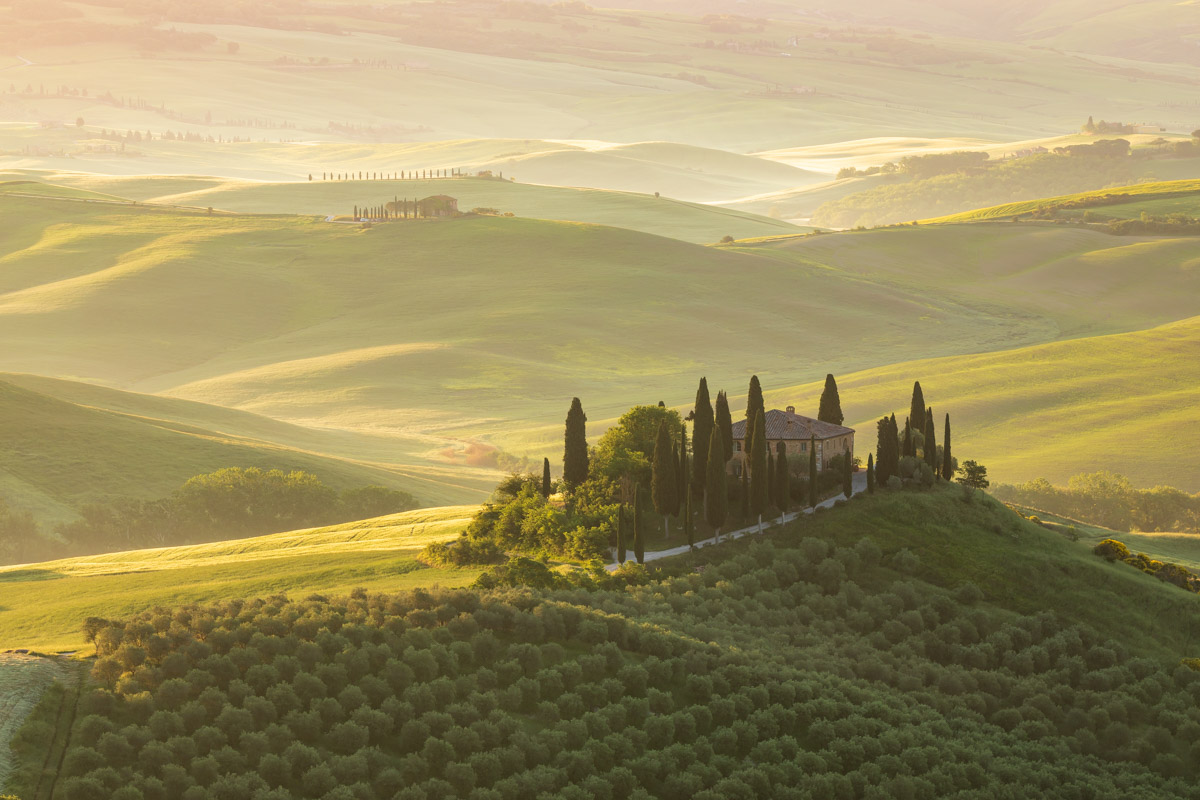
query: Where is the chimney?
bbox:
[786,405,795,414]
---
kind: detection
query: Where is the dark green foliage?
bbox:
[676,425,687,517]
[1094,539,1200,594]
[957,460,990,490]
[541,459,551,498]
[909,382,926,443]
[748,411,767,521]
[691,379,714,499]
[808,436,818,508]
[775,443,790,517]
[651,421,678,536]
[817,374,844,426]
[744,376,764,464]
[633,486,645,564]
[766,449,776,510]
[843,451,853,499]
[563,398,589,488]
[924,412,938,472]
[902,417,914,458]
[684,485,694,549]
[867,453,876,494]
[875,417,897,486]
[38,487,1200,800]
[739,466,748,523]
[617,506,627,564]
[704,426,727,534]
[420,538,504,567]
[994,472,1200,533]
[942,414,953,482]
[714,391,733,463]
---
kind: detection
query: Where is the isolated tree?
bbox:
[867,453,876,494]
[775,442,790,518]
[942,414,954,481]
[957,460,990,490]
[909,382,926,442]
[745,375,765,461]
[808,435,818,508]
[692,378,714,500]
[541,459,552,497]
[749,410,768,530]
[843,452,853,499]
[704,426,727,539]
[633,486,645,564]
[714,390,734,461]
[924,413,938,473]
[616,506,627,564]
[651,421,678,539]
[818,374,844,425]
[563,398,589,488]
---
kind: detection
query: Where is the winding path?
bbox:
[609,470,868,570]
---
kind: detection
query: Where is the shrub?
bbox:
[1094,539,1130,562]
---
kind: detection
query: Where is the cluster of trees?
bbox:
[1094,538,1200,594]
[873,381,958,490]
[441,375,856,567]
[994,472,1200,533]
[6,468,418,564]
[324,169,463,182]
[1106,213,1200,236]
[18,496,1200,800]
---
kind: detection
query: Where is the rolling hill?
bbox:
[925,179,1200,223]
[0,506,482,653]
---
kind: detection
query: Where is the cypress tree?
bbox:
[745,375,764,461]
[676,424,688,516]
[714,390,733,462]
[749,409,768,530]
[808,435,818,508]
[818,374,844,425]
[692,378,714,499]
[633,486,645,564]
[924,412,938,472]
[739,466,749,523]
[889,414,900,478]
[909,381,926,441]
[651,420,678,540]
[616,506,626,564]
[843,451,853,499]
[867,453,876,494]
[766,449,777,510]
[541,458,551,497]
[563,398,589,488]
[776,442,790,518]
[903,418,914,458]
[875,418,892,485]
[684,488,694,549]
[942,414,953,481]
[704,426,727,539]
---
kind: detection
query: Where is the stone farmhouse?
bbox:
[728,406,854,476]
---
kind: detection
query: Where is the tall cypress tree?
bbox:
[909,382,926,442]
[808,435,818,508]
[684,488,694,549]
[676,424,688,516]
[563,398,588,488]
[714,390,734,462]
[818,374,844,425]
[633,485,645,564]
[651,420,678,540]
[541,458,551,497]
[875,418,892,485]
[843,451,853,499]
[692,378,714,499]
[704,426,727,539]
[766,449,777,510]
[903,418,914,458]
[739,467,749,523]
[867,453,876,494]
[889,414,900,478]
[616,506,627,564]
[924,413,938,472]
[942,414,953,481]
[745,375,765,462]
[749,409,768,529]
[776,442,790,518]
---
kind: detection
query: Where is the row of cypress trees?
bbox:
[872,380,954,487]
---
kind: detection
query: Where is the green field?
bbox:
[925,179,1200,223]
[0,171,804,244]
[0,505,482,653]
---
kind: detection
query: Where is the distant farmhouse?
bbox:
[729,406,854,476]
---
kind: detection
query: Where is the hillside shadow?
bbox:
[0,568,64,583]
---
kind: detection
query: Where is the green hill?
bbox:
[0,506,481,653]
[924,179,1200,224]
[0,374,497,525]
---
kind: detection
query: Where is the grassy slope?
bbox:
[0,374,498,523]
[0,506,483,653]
[925,179,1200,223]
[0,172,804,244]
[757,313,1200,491]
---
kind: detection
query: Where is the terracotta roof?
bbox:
[730,408,855,441]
